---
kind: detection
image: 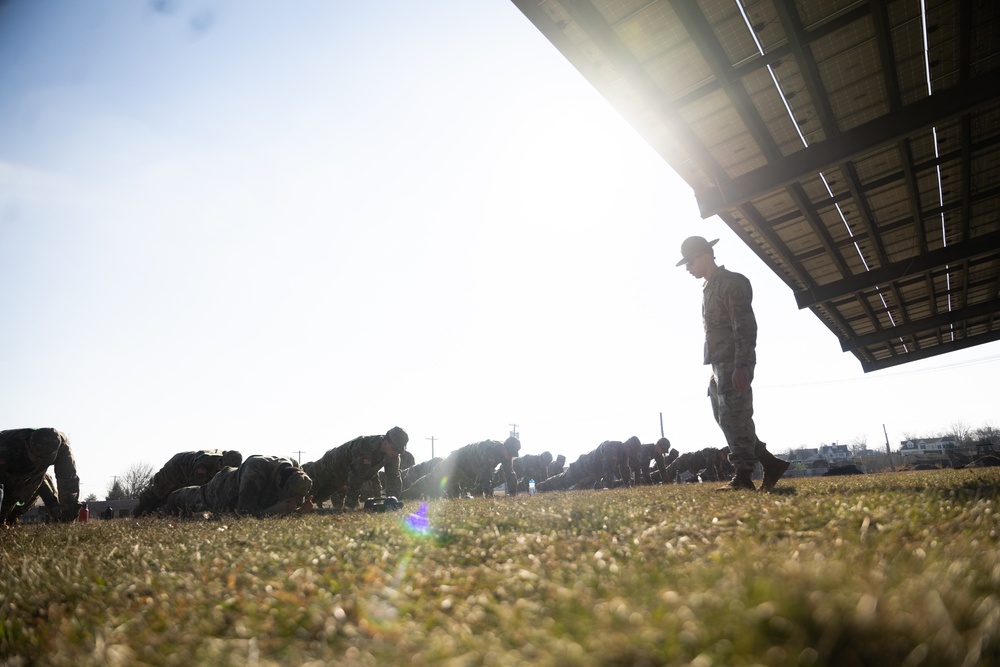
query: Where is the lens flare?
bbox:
[403,502,432,535]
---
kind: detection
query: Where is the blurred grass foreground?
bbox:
[2,468,999,666]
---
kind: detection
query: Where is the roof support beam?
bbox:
[731,204,813,289]
[695,69,1000,218]
[673,4,872,109]
[842,297,1000,352]
[899,140,930,255]
[669,0,783,163]
[795,230,1000,309]
[871,0,902,110]
[772,0,896,324]
[860,328,1000,372]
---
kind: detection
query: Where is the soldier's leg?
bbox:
[479,474,494,497]
[5,487,43,523]
[535,472,562,492]
[400,473,429,501]
[709,373,722,426]
[1,474,47,524]
[599,453,614,489]
[133,486,161,517]
[710,368,754,467]
[755,440,790,491]
[163,486,203,517]
[340,487,360,510]
[715,392,758,490]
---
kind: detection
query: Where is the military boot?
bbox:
[759,447,790,492]
[717,468,755,491]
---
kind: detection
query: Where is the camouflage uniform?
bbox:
[647,449,680,483]
[134,449,242,516]
[661,447,731,483]
[662,450,702,483]
[0,428,80,524]
[302,428,407,510]
[537,451,594,492]
[4,473,61,524]
[702,447,735,481]
[395,457,443,500]
[361,449,417,499]
[590,438,642,489]
[410,438,519,499]
[703,266,768,472]
[498,451,552,492]
[635,439,671,485]
[163,456,311,517]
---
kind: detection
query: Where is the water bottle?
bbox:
[528,479,536,495]
[78,502,89,523]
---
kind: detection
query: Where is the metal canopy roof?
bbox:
[513,0,1000,372]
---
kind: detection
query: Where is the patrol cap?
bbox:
[26,428,63,466]
[503,436,521,455]
[386,426,408,453]
[676,236,719,267]
[541,451,553,465]
[655,437,671,453]
[222,450,243,467]
[281,466,312,497]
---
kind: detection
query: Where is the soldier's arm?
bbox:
[602,451,616,487]
[260,497,308,516]
[654,454,668,484]
[52,442,81,520]
[628,456,649,486]
[638,456,651,484]
[344,462,366,504]
[502,458,517,496]
[383,453,401,498]
[38,474,59,509]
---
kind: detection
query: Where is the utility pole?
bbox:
[659,412,664,438]
[509,423,519,439]
[426,436,436,459]
[883,424,896,471]
[292,450,305,465]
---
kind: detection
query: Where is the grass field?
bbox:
[2,468,999,666]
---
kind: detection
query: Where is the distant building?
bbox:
[18,498,140,524]
[898,437,959,462]
[789,444,852,466]
[817,443,851,461]
[789,447,819,463]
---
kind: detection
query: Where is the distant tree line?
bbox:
[105,462,154,501]
[905,420,1000,447]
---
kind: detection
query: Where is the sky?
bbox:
[2,0,998,501]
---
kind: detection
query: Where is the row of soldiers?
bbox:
[1,426,738,525]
